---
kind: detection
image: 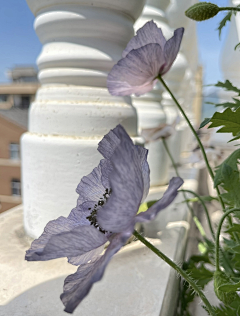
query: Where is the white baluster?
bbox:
[221,0,240,86]
[133,0,172,186]
[23,0,146,238]
[217,0,240,145]
[166,0,199,160]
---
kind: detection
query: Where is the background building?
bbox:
[0,66,38,212]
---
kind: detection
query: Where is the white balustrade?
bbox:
[22,0,146,238]
[216,0,240,145]
[133,0,172,186]
[221,0,240,86]
[166,0,198,160]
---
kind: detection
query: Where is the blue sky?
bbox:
[0,0,232,86]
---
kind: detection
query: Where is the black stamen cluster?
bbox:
[86,188,112,233]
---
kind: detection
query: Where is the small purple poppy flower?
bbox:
[107,21,184,97]
[25,125,183,314]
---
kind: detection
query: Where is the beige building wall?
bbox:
[0,115,26,213]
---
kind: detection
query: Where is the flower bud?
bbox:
[185,2,220,21]
[214,271,240,306]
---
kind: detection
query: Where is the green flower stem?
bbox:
[133,230,216,316]
[158,76,226,212]
[162,139,207,238]
[162,138,180,178]
[219,7,240,12]
[215,208,240,272]
[181,190,236,276]
[180,189,215,240]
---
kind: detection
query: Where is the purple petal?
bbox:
[97,127,145,233]
[25,216,80,260]
[98,125,150,202]
[136,145,150,202]
[122,20,166,58]
[68,201,94,226]
[135,177,184,223]
[26,225,108,261]
[162,28,184,75]
[97,128,121,160]
[76,159,110,205]
[61,232,131,313]
[68,245,104,266]
[107,43,164,97]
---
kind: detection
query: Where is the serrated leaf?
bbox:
[225,224,240,234]
[232,253,240,270]
[200,117,211,129]
[190,265,213,288]
[215,149,240,184]
[217,11,233,38]
[221,164,240,207]
[214,304,240,316]
[232,245,240,254]
[206,107,240,142]
[215,80,240,95]
[214,149,240,207]
[214,148,240,186]
[218,281,240,292]
[215,98,240,111]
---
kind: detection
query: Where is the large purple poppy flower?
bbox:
[107,20,184,96]
[25,125,183,314]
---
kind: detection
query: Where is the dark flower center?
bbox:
[86,188,112,233]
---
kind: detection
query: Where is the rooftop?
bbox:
[7,66,38,83]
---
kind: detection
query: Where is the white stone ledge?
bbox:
[0,169,198,316]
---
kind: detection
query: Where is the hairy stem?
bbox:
[158,76,226,212]
[180,190,236,275]
[162,139,206,237]
[133,230,216,316]
[180,189,215,240]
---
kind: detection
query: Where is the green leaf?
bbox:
[214,304,240,316]
[200,117,211,129]
[215,80,240,95]
[215,149,240,187]
[214,98,240,111]
[232,253,240,270]
[217,11,233,38]
[218,281,240,292]
[208,80,240,111]
[190,264,213,288]
[206,107,240,142]
[214,271,240,306]
[214,149,240,207]
[221,164,240,207]
[232,245,240,254]
[225,224,240,234]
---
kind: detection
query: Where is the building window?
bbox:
[13,95,31,109]
[11,179,21,196]
[0,94,8,102]
[9,143,20,160]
